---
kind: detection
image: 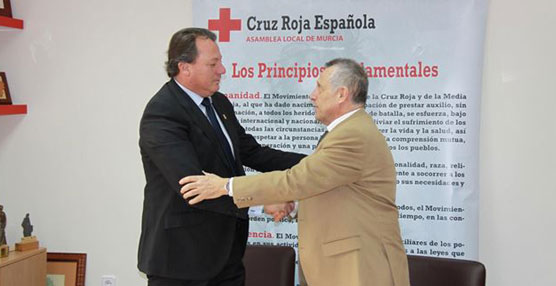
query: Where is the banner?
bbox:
[193,0,487,282]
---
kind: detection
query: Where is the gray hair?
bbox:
[325,58,368,105]
[166,28,217,77]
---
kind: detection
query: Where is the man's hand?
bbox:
[264,202,295,222]
[179,171,229,205]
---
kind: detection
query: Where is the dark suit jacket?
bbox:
[137,79,304,280]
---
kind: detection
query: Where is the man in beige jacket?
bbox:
[180,58,410,286]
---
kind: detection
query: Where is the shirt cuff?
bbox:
[289,201,299,218]
[227,178,234,196]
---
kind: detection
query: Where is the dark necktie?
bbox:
[201,98,237,173]
[317,130,329,146]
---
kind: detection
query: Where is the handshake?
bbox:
[178,171,296,222]
[263,202,296,222]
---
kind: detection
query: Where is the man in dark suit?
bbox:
[137,28,304,286]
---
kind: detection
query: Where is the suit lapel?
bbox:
[167,80,234,170]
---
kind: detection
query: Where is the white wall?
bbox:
[0,0,193,285]
[1,0,554,285]
[479,0,556,285]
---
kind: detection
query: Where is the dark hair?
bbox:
[165,28,217,77]
[325,58,368,105]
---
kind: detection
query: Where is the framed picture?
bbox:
[0,0,12,18]
[47,252,87,286]
[0,72,12,105]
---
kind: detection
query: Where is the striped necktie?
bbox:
[201,97,237,173]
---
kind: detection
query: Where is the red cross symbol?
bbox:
[208,8,241,42]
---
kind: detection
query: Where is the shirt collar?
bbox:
[174,78,208,107]
[327,108,361,132]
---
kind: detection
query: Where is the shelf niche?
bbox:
[1,14,26,115]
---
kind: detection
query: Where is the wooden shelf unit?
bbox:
[0,247,46,286]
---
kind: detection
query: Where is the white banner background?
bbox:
[193,0,487,283]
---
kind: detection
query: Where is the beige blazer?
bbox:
[233,109,409,286]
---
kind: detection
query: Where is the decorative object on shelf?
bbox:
[0,0,12,18]
[15,213,39,251]
[0,205,8,257]
[0,242,7,257]
[0,205,6,245]
[0,72,12,105]
[21,213,32,236]
[47,252,87,286]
